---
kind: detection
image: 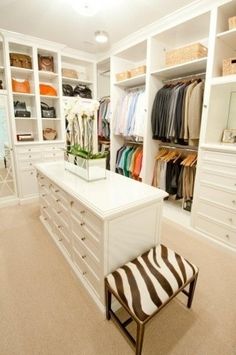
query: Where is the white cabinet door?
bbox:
[19,169,38,197]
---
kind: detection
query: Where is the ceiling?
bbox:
[0,0,196,54]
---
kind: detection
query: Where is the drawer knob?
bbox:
[40,177,44,180]
[43,206,47,209]
[70,201,74,206]
[28,149,31,152]
[80,222,85,226]
[56,199,60,202]
[229,218,233,223]
[55,189,59,193]
[58,238,62,242]
[36,173,39,178]
[57,211,62,214]
[82,271,86,276]
[225,234,230,239]
[49,184,52,188]
[82,255,86,259]
[80,210,85,214]
[42,193,46,197]
[81,237,86,241]
[29,155,31,158]
[58,225,62,229]
[30,172,33,175]
[44,217,47,221]
[41,184,45,187]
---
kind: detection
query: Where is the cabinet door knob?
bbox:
[81,237,86,241]
[82,255,86,259]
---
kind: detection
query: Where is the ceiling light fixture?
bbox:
[95,31,109,44]
[70,0,99,17]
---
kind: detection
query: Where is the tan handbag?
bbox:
[43,128,57,140]
[62,68,78,79]
[10,53,32,69]
[12,78,30,93]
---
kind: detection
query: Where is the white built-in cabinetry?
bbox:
[36,161,167,310]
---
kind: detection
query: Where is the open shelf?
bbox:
[41,118,61,121]
[201,143,236,153]
[14,117,37,120]
[40,95,59,99]
[10,67,33,75]
[38,71,58,79]
[211,75,236,86]
[12,92,35,97]
[62,76,92,85]
[114,74,146,88]
[217,28,236,50]
[151,57,207,79]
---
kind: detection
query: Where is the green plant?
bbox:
[67,144,107,160]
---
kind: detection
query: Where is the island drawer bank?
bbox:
[35,162,168,311]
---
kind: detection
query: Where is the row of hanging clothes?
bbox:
[115,143,143,181]
[151,76,204,146]
[97,96,111,140]
[113,87,146,140]
[152,147,198,211]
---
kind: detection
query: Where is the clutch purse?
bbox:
[41,102,56,118]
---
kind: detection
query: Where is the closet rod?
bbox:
[163,71,206,83]
[126,85,145,91]
[124,140,143,145]
[160,143,198,152]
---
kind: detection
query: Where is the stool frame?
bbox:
[105,272,198,355]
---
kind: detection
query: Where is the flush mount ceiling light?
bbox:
[70,0,99,16]
[95,31,109,44]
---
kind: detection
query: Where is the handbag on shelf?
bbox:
[62,68,78,79]
[10,53,32,69]
[62,84,74,96]
[14,101,31,117]
[39,84,57,96]
[43,128,57,140]
[12,78,30,93]
[73,84,92,99]
[41,102,56,118]
[0,80,3,90]
[38,54,54,72]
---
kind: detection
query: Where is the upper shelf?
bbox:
[10,67,34,75]
[217,28,236,50]
[151,58,207,79]
[114,74,146,88]
[38,71,58,80]
[62,76,92,85]
[211,75,236,86]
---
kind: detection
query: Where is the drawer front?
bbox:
[73,248,101,297]
[42,151,64,160]
[198,200,236,228]
[56,225,71,256]
[16,147,42,154]
[199,184,236,209]
[18,152,42,161]
[72,234,101,274]
[196,215,236,247]
[202,151,236,165]
[54,208,70,230]
[72,220,101,260]
[50,184,69,207]
[41,208,54,233]
[19,169,38,196]
[201,170,236,190]
[71,200,102,239]
[202,161,236,175]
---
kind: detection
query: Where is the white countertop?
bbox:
[35,161,168,219]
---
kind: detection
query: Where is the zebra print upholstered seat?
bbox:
[105,244,199,355]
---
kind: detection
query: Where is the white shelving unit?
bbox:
[114,74,146,87]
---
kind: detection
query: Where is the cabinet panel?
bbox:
[199,184,236,209]
[198,199,236,228]
[202,151,236,165]
[19,169,38,196]
[196,214,236,247]
[201,170,236,190]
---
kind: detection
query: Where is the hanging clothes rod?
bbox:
[159,143,198,152]
[163,71,206,84]
[126,85,145,91]
[124,140,143,145]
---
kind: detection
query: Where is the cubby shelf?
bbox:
[10,67,34,75]
[114,74,146,88]
[40,95,59,99]
[151,57,207,79]
[62,76,92,85]
[12,92,35,96]
[41,118,61,121]
[217,28,236,49]
[38,71,58,79]
[211,75,236,86]
[14,117,37,120]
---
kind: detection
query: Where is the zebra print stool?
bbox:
[105,244,199,355]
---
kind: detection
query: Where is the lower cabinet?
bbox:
[36,169,163,309]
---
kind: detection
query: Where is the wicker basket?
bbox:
[228,16,236,30]
[130,65,146,77]
[165,43,208,67]
[222,57,236,76]
[115,71,130,81]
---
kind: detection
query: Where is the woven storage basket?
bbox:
[228,16,236,30]
[166,43,208,66]
[62,68,78,79]
[115,71,130,81]
[130,65,146,77]
[222,58,236,76]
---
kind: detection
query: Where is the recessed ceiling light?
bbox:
[95,31,109,44]
[70,0,99,16]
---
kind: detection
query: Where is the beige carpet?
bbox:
[0,203,235,355]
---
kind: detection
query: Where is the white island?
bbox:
[36,161,168,311]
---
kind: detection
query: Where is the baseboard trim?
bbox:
[19,195,39,205]
[0,196,19,208]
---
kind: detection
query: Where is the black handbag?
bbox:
[73,84,92,99]
[62,84,74,97]
[14,101,31,117]
[41,102,56,118]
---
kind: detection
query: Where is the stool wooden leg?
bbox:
[105,283,111,320]
[136,323,145,355]
[187,274,198,309]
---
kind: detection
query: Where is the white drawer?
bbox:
[73,248,101,297]
[56,225,71,257]
[19,169,38,197]
[18,152,42,161]
[42,151,64,160]
[50,184,69,206]
[200,170,236,190]
[16,146,42,154]
[197,200,236,228]
[42,144,64,152]
[41,208,54,233]
[196,215,236,247]
[202,161,236,175]
[19,160,38,170]
[54,208,70,230]
[202,151,236,165]
[199,184,236,209]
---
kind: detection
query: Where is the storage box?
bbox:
[222,57,236,76]
[165,43,208,66]
[115,71,130,81]
[130,65,146,77]
[65,153,106,181]
[228,16,236,30]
